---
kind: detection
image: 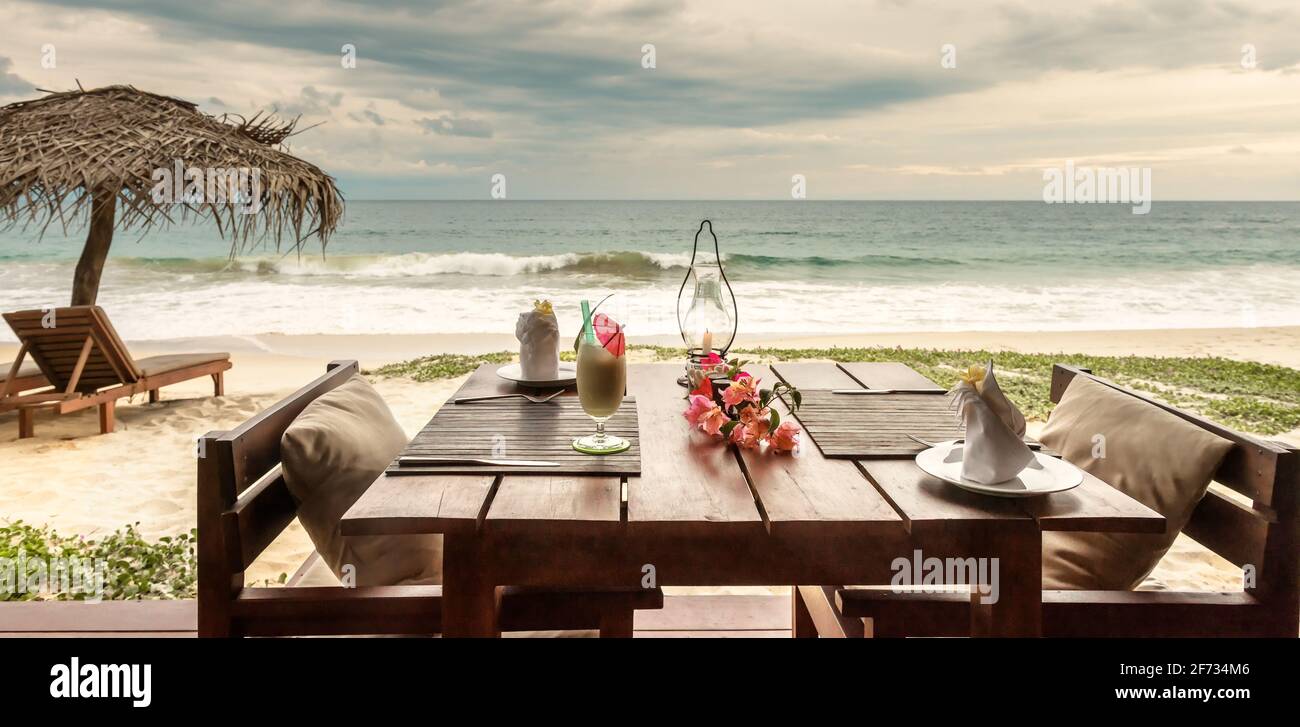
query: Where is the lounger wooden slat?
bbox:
[1,305,231,437]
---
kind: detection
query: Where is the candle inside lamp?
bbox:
[701,330,713,356]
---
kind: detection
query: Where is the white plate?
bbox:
[496,362,577,388]
[915,440,1083,498]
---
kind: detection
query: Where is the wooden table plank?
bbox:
[859,454,1166,536]
[837,362,945,391]
[1016,470,1165,533]
[341,474,497,535]
[625,364,762,535]
[734,365,902,538]
[770,362,862,390]
[485,475,623,534]
[857,459,1030,536]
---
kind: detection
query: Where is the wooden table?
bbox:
[341,362,1164,637]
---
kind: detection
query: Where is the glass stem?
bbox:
[594,420,606,441]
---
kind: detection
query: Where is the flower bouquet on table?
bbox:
[682,360,803,454]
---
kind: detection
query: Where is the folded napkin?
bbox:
[951,361,1033,485]
[516,300,560,380]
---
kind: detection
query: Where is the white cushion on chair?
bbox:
[280,375,442,587]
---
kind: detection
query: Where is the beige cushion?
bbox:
[290,553,346,588]
[134,352,229,377]
[280,375,441,586]
[1038,376,1233,590]
[0,360,43,382]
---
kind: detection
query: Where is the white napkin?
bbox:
[516,301,560,380]
[951,361,1033,485]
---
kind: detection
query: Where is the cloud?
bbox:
[276,85,343,118]
[0,57,34,97]
[26,0,979,131]
[418,114,493,138]
[8,0,1300,199]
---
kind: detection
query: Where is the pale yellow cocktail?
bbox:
[577,338,625,418]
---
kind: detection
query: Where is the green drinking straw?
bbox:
[580,299,596,345]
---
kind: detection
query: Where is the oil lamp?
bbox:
[676,220,738,385]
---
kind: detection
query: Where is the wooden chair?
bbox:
[197,360,663,637]
[1,306,231,438]
[795,364,1298,638]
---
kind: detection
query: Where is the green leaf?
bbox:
[720,420,739,437]
[769,409,780,430]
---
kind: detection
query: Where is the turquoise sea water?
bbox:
[1,201,1298,340]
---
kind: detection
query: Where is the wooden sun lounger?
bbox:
[0,306,232,438]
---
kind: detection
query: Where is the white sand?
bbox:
[1,327,1295,590]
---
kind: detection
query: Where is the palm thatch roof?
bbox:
[0,84,344,251]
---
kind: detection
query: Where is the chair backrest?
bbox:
[196,360,358,636]
[3,306,141,393]
[1051,364,1297,630]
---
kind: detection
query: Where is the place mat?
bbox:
[386,396,641,476]
[789,389,1048,459]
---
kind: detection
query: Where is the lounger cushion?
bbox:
[280,375,442,587]
[134,352,229,378]
[1038,376,1232,591]
[0,360,43,382]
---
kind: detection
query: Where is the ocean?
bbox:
[2,201,1298,342]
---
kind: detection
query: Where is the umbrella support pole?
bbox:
[71,192,116,306]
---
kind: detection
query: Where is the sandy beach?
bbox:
[3,325,1295,591]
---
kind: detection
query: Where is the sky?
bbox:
[2,0,1299,200]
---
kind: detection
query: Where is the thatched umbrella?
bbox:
[0,85,344,305]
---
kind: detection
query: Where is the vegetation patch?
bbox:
[366,351,515,382]
[0,521,196,601]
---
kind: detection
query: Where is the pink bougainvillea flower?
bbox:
[721,375,761,408]
[690,375,714,400]
[702,351,724,366]
[730,406,770,449]
[698,405,729,437]
[683,394,714,428]
[732,370,752,381]
[769,420,801,454]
